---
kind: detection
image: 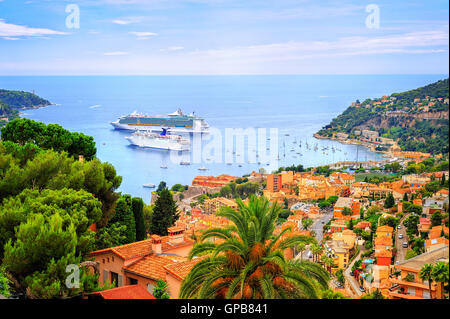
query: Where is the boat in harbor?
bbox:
[180,161,191,165]
[143,183,156,188]
[125,128,190,151]
[111,108,209,134]
[198,167,208,171]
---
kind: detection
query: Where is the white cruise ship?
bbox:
[125,129,190,151]
[111,108,209,134]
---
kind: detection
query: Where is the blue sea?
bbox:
[0,75,446,203]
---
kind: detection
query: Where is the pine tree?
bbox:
[110,195,136,243]
[384,192,395,209]
[132,197,146,241]
[150,188,179,236]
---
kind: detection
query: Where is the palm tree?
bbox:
[297,243,306,260]
[180,196,330,299]
[432,261,449,299]
[320,254,334,274]
[311,243,323,263]
[419,264,434,299]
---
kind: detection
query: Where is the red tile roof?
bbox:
[86,285,156,299]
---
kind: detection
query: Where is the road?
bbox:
[343,244,365,298]
[295,208,333,260]
[394,213,410,264]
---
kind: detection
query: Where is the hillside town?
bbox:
[81,146,449,299]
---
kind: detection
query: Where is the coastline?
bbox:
[313,133,390,155]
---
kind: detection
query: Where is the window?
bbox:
[110,272,119,287]
[107,257,110,263]
[112,256,114,262]
[102,259,105,264]
[128,278,138,285]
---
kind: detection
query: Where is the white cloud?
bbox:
[189,29,449,63]
[0,19,68,38]
[129,31,158,40]
[112,16,143,25]
[165,46,184,51]
[104,51,129,55]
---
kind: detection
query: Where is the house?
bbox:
[84,285,156,299]
[376,225,393,238]
[374,236,393,252]
[333,197,360,219]
[87,227,195,299]
[203,197,238,214]
[418,218,432,233]
[375,249,392,266]
[330,219,347,233]
[425,237,449,253]
[388,245,449,299]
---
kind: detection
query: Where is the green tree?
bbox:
[384,193,395,209]
[419,264,434,299]
[153,280,170,299]
[150,188,179,236]
[302,217,314,230]
[156,181,167,192]
[1,118,96,160]
[335,269,345,285]
[431,211,443,227]
[180,196,329,299]
[94,222,127,250]
[403,193,409,202]
[110,195,136,244]
[2,213,99,298]
[342,207,353,216]
[132,197,146,241]
[432,261,449,299]
[361,289,384,299]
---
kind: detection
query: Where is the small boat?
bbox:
[143,183,156,188]
[160,164,168,169]
[238,164,242,167]
[180,161,191,165]
[198,167,208,171]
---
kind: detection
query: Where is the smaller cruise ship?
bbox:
[125,128,190,151]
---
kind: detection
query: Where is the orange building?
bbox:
[388,246,448,299]
[88,227,195,299]
[267,174,282,193]
[192,174,239,187]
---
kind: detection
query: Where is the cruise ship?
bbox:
[111,109,209,134]
[125,129,190,151]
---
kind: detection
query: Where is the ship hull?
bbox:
[125,135,190,151]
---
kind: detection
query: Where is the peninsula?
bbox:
[315,79,449,156]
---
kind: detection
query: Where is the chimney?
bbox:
[151,235,162,254]
[168,227,185,244]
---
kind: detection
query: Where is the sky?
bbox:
[0,0,448,75]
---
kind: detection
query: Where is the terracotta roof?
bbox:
[88,239,153,260]
[375,249,392,258]
[377,225,393,233]
[163,257,203,280]
[374,236,393,246]
[86,285,156,299]
[124,254,187,281]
